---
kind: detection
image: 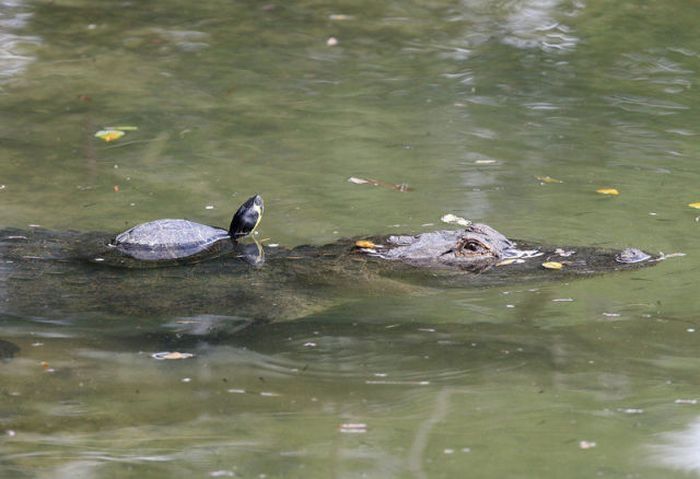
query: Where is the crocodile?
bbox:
[0,223,657,327]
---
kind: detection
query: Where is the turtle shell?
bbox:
[113,219,231,261]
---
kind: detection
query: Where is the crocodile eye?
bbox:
[453,238,491,256]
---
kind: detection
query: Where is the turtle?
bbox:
[110,194,264,262]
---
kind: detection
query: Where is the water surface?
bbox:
[2,0,700,477]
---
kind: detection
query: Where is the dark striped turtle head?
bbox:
[229,195,264,240]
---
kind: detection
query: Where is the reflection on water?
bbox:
[0,0,39,85]
[651,418,700,475]
[500,0,581,52]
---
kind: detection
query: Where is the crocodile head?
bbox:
[377,223,519,270]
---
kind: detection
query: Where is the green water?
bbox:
[2,0,700,477]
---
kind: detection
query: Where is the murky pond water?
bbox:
[2,0,700,477]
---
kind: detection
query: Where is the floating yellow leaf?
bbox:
[95,129,125,142]
[542,261,564,270]
[355,240,375,249]
[596,188,619,196]
[688,202,700,209]
[536,176,563,184]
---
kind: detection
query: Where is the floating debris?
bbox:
[496,258,526,266]
[618,408,644,414]
[326,37,338,46]
[579,440,597,449]
[542,261,564,270]
[104,125,138,131]
[552,298,574,302]
[40,361,55,373]
[329,14,353,20]
[339,423,367,434]
[441,214,471,227]
[655,252,686,261]
[675,399,698,405]
[347,176,411,192]
[348,177,369,185]
[596,188,619,196]
[151,351,195,360]
[536,175,563,184]
[209,470,236,478]
[689,202,700,209]
[95,126,138,142]
[355,240,376,249]
[95,129,125,142]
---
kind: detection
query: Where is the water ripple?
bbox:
[500,0,582,53]
[0,0,40,85]
[604,94,689,115]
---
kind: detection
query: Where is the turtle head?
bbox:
[229,195,264,240]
